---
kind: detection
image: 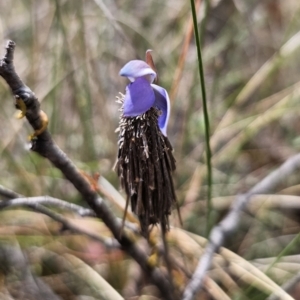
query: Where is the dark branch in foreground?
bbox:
[0,40,174,300]
[183,153,300,300]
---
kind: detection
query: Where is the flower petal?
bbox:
[151,84,170,136]
[119,60,156,83]
[123,77,155,117]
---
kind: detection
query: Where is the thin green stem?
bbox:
[190,0,212,236]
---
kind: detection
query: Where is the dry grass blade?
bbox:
[237,30,300,105]
[169,0,202,102]
[267,272,300,300]
[221,250,294,300]
[254,261,300,274]
[97,176,138,223]
[167,228,204,259]
[228,262,294,300]
[208,263,242,296]
[62,253,125,300]
[184,230,295,299]
[93,0,135,53]
[203,276,231,300]
[181,164,202,220]
[209,81,300,153]
[214,30,300,132]
[211,194,300,211]
[213,86,300,164]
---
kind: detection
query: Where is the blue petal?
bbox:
[123,77,155,117]
[151,84,170,136]
[119,60,156,83]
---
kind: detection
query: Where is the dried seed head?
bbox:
[115,94,177,237]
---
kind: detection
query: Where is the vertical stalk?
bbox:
[190,0,212,236]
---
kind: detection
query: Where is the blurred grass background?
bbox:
[1,0,300,299]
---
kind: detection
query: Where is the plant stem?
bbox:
[190,0,212,236]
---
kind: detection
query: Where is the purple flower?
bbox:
[119,60,170,136]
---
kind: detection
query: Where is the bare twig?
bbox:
[0,184,22,199]
[0,184,94,216]
[0,185,139,232]
[0,185,140,246]
[0,40,174,300]
[0,197,119,248]
[0,194,95,216]
[183,153,300,300]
